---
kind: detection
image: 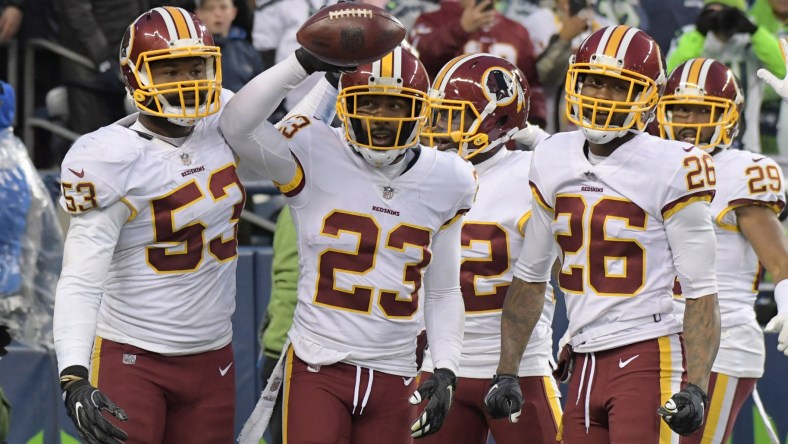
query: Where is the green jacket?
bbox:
[261,206,299,359]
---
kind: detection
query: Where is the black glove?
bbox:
[409,368,457,438]
[657,383,709,435]
[719,6,758,34]
[0,326,10,356]
[484,374,523,423]
[60,366,129,444]
[695,5,720,36]
[295,47,357,75]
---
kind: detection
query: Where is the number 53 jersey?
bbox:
[277,119,477,377]
[527,131,716,352]
[59,104,245,355]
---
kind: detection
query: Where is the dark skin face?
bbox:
[668,103,719,146]
[426,107,503,165]
[580,73,639,156]
[138,57,208,138]
[355,95,412,147]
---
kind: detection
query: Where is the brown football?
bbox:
[296,2,406,66]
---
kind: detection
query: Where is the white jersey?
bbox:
[422,149,555,378]
[277,116,477,376]
[528,131,715,352]
[673,150,784,377]
[58,91,244,355]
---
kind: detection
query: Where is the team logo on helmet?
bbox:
[482,68,517,106]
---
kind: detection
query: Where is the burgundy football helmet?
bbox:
[422,53,530,160]
[336,45,430,166]
[657,58,743,152]
[119,7,222,126]
[566,25,666,144]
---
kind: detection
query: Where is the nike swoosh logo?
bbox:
[74,401,84,427]
[403,377,414,385]
[753,157,765,163]
[219,362,233,376]
[683,146,694,152]
[618,354,640,368]
[68,168,85,178]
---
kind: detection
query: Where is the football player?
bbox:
[221,44,477,442]
[485,25,722,443]
[417,53,561,444]
[54,7,244,443]
[658,58,788,443]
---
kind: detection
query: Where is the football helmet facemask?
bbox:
[423,53,530,160]
[566,25,666,144]
[337,45,430,167]
[657,58,743,152]
[120,6,222,127]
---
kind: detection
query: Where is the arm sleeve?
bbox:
[665,201,718,298]
[282,76,339,124]
[53,200,129,373]
[666,29,705,72]
[751,27,787,78]
[262,206,300,355]
[423,217,465,374]
[220,53,310,184]
[513,198,556,282]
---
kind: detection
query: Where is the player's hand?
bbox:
[657,383,708,435]
[765,312,788,356]
[484,373,522,423]
[295,47,356,75]
[757,39,788,104]
[409,368,456,438]
[61,366,129,444]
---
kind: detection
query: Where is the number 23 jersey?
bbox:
[277,117,477,377]
[59,96,245,355]
[528,131,715,352]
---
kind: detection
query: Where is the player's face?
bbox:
[667,103,718,144]
[355,95,413,147]
[149,57,209,107]
[580,73,637,127]
[425,107,474,153]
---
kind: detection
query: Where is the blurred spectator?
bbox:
[196,0,265,92]
[259,205,298,444]
[497,0,542,24]
[667,0,786,152]
[409,0,547,127]
[379,0,440,32]
[0,0,23,43]
[53,0,149,135]
[251,0,337,119]
[522,0,612,132]
[0,380,7,444]
[642,0,703,53]
[0,80,62,351]
[750,0,788,155]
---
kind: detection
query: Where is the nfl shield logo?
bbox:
[383,186,394,200]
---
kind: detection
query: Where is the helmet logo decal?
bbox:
[482,68,517,106]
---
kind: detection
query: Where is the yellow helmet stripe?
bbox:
[604,25,630,58]
[380,51,394,78]
[165,6,191,40]
[687,58,705,85]
[433,54,471,90]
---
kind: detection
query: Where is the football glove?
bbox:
[60,366,128,444]
[757,40,788,105]
[409,368,456,438]
[295,47,356,75]
[657,383,708,435]
[765,312,788,356]
[484,374,522,423]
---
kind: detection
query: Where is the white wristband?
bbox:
[774,279,788,313]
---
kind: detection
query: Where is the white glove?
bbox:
[511,122,549,149]
[756,39,788,104]
[765,313,788,356]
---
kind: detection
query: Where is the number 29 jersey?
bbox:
[276,117,477,377]
[527,131,715,352]
[59,91,245,355]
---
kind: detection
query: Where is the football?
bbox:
[296,2,406,66]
